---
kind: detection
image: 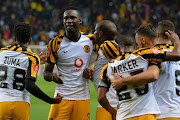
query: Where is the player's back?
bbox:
[0,44,39,104]
[153,44,180,119]
[93,40,119,108]
[107,53,160,119]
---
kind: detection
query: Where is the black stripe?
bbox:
[106,42,117,58]
[8,45,13,49]
[141,53,165,61]
[22,52,39,65]
[111,41,118,48]
[102,46,113,58]
[120,54,126,60]
[58,35,64,39]
[57,41,61,44]
[46,59,56,65]
[51,40,57,60]
[12,46,19,51]
[103,67,108,80]
[25,59,36,81]
[90,37,93,40]
[1,48,8,50]
[22,46,27,51]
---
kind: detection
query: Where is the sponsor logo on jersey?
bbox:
[46,48,51,57]
[84,45,90,53]
[4,56,20,66]
[74,58,83,68]
[33,64,39,73]
[150,48,161,54]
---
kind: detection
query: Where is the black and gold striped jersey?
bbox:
[0,43,40,103]
[46,33,94,64]
[153,44,174,50]
[100,40,119,59]
[100,47,166,82]
[0,43,40,80]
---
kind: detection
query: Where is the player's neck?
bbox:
[158,37,172,45]
[65,31,81,42]
[17,42,29,47]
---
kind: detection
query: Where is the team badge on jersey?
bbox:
[151,48,161,54]
[33,64,39,73]
[84,45,90,53]
[46,48,51,57]
[74,58,83,68]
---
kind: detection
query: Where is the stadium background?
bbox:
[0,0,180,119]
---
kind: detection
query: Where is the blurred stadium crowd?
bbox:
[0,0,180,47]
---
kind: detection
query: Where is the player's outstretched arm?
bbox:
[25,78,63,104]
[110,65,160,90]
[165,30,180,61]
[44,62,64,84]
[97,87,116,120]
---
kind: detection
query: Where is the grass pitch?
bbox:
[30,76,98,120]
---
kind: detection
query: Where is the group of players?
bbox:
[0,7,180,120]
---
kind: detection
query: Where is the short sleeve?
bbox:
[101,40,119,59]
[46,36,63,64]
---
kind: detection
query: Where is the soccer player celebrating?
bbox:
[0,22,63,120]
[99,24,180,120]
[44,7,93,120]
[152,20,180,120]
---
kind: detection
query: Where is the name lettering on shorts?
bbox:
[4,56,20,66]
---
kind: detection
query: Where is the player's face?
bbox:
[93,24,102,45]
[63,10,81,32]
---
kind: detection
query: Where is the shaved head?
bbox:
[97,20,117,39]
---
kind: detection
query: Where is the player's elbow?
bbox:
[43,71,53,82]
[149,72,159,82]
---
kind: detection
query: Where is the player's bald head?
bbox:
[97,20,117,38]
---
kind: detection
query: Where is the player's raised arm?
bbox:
[165,30,180,61]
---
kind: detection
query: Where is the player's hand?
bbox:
[110,72,124,90]
[82,67,94,81]
[52,73,64,84]
[53,93,64,104]
[165,30,180,45]
[39,52,47,64]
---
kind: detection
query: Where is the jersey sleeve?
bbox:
[100,40,119,59]
[99,63,111,89]
[26,54,40,81]
[93,44,99,54]
[46,35,63,64]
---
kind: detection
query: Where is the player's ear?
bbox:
[79,18,82,24]
[28,38,32,44]
[99,31,103,38]
[141,37,145,44]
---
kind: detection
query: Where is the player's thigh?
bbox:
[13,101,30,120]
[125,114,157,120]
[0,102,12,120]
[70,100,90,120]
[96,107,117,120]
[159,118,180,120]
[48,99,74,120]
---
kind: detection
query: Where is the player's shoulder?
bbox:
[50,35,64,44]
[101,40,118,47]
[154,44,174,50]
[81,33,94,41]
